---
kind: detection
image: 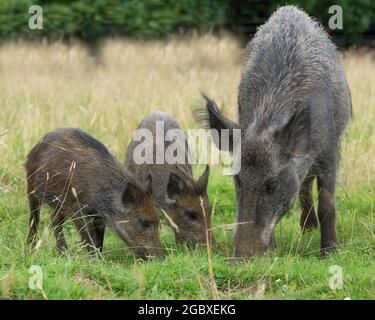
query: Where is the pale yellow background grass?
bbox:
[0,35,374,192]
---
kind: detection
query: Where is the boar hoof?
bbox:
[320,241,339,259]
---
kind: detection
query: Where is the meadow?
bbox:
[0,34,374,299]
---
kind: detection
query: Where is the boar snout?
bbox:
[131,241,165,261]
[175,228,214,248]
[145,246,165,260]
[131,246,164,260]
[132,244,164,260]
[234,223,276,259]
[108,216,164,260]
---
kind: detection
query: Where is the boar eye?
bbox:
[139,218,152,230]
[184,210,199,221]
[264,178,278,195]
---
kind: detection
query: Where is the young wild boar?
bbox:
[199,6,351,258]
[26,128,163,260]
[125,112,212,245]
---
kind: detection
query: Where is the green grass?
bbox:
[0,170,374,299]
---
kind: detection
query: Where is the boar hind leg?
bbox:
[317,156,339,257]
[51,208,68,253]
[299,174,318,233]
[72,211,100,256]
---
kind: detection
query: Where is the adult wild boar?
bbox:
[199,6,351,258]
[26,128,163,260]
[125,112,212,245]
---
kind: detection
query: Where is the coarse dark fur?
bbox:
[25,128,163,259]
[197,6,351,258]
[125,112,212,245]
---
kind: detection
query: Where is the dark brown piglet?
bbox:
[25,128,163,260]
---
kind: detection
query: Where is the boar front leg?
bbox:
[72,210,106,256]
[317,154,339,257]
[92,215,105,253]
[72,211,99,256]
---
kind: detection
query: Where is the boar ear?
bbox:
[122,182,142,205]
[197,165,210,192]
[195,92,241,152]
[144,174,153,195]
[167,173,186,200]
[275,105,311,158]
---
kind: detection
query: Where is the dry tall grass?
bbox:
[0,35,374,192]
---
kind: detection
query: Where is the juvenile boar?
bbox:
[199,6,351,258]
[125,112,212,245]
[26,128,163,260]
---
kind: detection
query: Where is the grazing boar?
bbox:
[199,6,351,258]
[25,128,163,260]
[125,112,212,245]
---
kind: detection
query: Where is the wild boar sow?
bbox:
[200,6,351,258]
[125,112,212,245]
[26,128,163,260]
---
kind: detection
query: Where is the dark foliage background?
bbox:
[0,0,374,45]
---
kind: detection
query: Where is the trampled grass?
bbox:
[0,35,374,299]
